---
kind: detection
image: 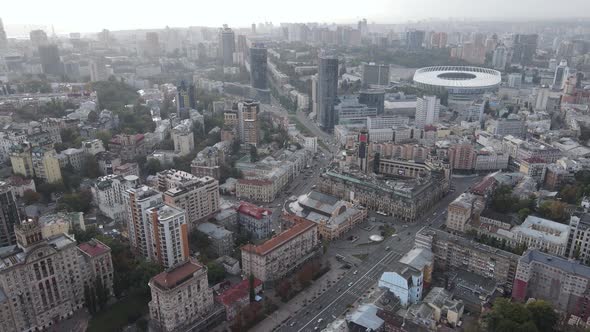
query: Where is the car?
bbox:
[314,327,319,331]
[318,318,324,323]
[353,270,358,275]
[348,282,353,287]
[290,322,296,327]
[385,246,391,251]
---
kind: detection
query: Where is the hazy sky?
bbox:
[3,0,590,35]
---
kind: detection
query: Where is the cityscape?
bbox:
[3,2,590,332]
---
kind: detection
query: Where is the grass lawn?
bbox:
[86,294,148,332]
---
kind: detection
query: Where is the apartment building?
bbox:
[513,250,590,319]
[158,170,220,226]
[108,134,146,162]
[241,218,318,283]
[145,204,190,268]
[567,213,590,264]
[92,174,139,221]
[445,193,484,233]
[237,100,259,146]
[512,215,569,256]
[196,222,233,256]
[148,259,214,332]
[0,219,113,332]
[31,147,62,183]
[9,144,34,178]
[416,227,519,291]
[124,186,163,259]
[236,201,272,240]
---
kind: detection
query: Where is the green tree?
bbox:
[526,300,558,332]
[206,262,226,285]
[95,130,112,148]
[82,154,101,178]
[58,190,92,213]
[143,159,163,176]
[518,208,532,222]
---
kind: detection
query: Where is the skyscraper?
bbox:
[145,203,189,268]
[512,34,538,66]
[318,55,339,131]
[492,44,508,70]
[359,90,385,115]
[176,81,197,119]
[238,100,260,146]
[406,30,425,51]
[415,96,440,128]
[219,25,235,67]
[553,59,569,90]
[250,44,267,90]
[0,182,19,247]
[29,29,49,48]
[362,63,389,89]
[38,44,63,76]
[0,18,8,51]
[145,32,160,57]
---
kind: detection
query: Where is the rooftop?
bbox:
[237,202,272,220]
[346,304,384,331]
[216,278,263,306]
[78,239,110,257]
[152,259,203,290]
[512,215,569,245]
[520,249,590,279]
[196,222,232,239]
[242,218,316,256]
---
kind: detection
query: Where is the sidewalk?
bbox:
[253,257,345,332]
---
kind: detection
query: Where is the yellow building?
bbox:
[9,144,34,178]
[32,147,63,183]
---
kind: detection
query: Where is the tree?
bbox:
[526,300,558,332]
[538,200,568,223]
[249,273,256,303]
[58,190,93,213]
[87,110,99,123]
[23,190,41,205]
[95,130,112,148]
[249,145,258,162]
[518,208,532,222]
[82,154,101,179]
[206,262,226,285]
[143,159,163,176]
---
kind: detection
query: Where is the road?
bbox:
[277,175,481,332]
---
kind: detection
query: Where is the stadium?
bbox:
[413,66,502,104]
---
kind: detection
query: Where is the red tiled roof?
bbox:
[242,219,316,256]
[152,260,203,290]
[470,175,497,195]
[7,175,33,186]
[237,202,272,219]
[216,278,263,306]
[78,240,110,257]
[523,157,546,164]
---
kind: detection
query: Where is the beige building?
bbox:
[446,193,484,233]
[124,186,163,259]
[171,123,195,156]
[39,212,85,238]
[149,259,214,332]
[9,144,34,178]
[512,215,569,256]
[157,170,220,226]
[238,100,259,146]
[32,147,62,183]
[241,218,318,282]
[145,204,190,268]
[236,178,275,202]
[0,219,113,332]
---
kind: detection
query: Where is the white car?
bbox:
[318,318,323,323]
[348,282,353,287]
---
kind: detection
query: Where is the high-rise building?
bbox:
[0,182,19,247]
[31,147,62,183]
[124,186,163,259]
[219,25,235,67]
[171,123,195,156]
[362,63,389,89]
[553,59,569,90]
[358,129,370,173]
[237,100,259,146]
[29,29,49,48]
[176,81,197,119]
[148,259,214,332]
[415,96,440,128]
[145,32,160,57]
[9,144,34,178]
[512,34,538,65]
[249,44,268,90]
[318,55,339,131]
[157,169,220,226]
[38,44,63,76]
[492,44,508,70]
[359,90,385,115]
[406,30,425,51]
[145,203,189,268]
[90,57,109,82]
[0,18,7,51]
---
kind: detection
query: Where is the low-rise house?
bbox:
[215,278,263,320]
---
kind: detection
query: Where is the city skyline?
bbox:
[3,0,590,36]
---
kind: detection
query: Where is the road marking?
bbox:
[296,250,398,332]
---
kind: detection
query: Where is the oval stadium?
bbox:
[413,66,502,103]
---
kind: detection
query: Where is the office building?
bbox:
[318,55,339,131]
[241,218,318,282]
[512,34,538,65]
[415,96,440,128]
[250,44,268,90]
[38,44,63,76]
[553,59,569,90]
[157,169,220,225]
[124,186,163,259]
[0,219,113,332]
[145,204,190,268]
[492,44,508,70]
[487,118,526,138]
[0,182,19,247]
[512,215,569,256]
[29,29,48,48]
[406,30,425,50]
[219,25,235,67]
[148,259,214,332]
[512,250,590,319]
[359,90,385,115]
[362,63,389,89]
[237,100,259,146]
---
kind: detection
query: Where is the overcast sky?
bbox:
[3,0,590,35]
